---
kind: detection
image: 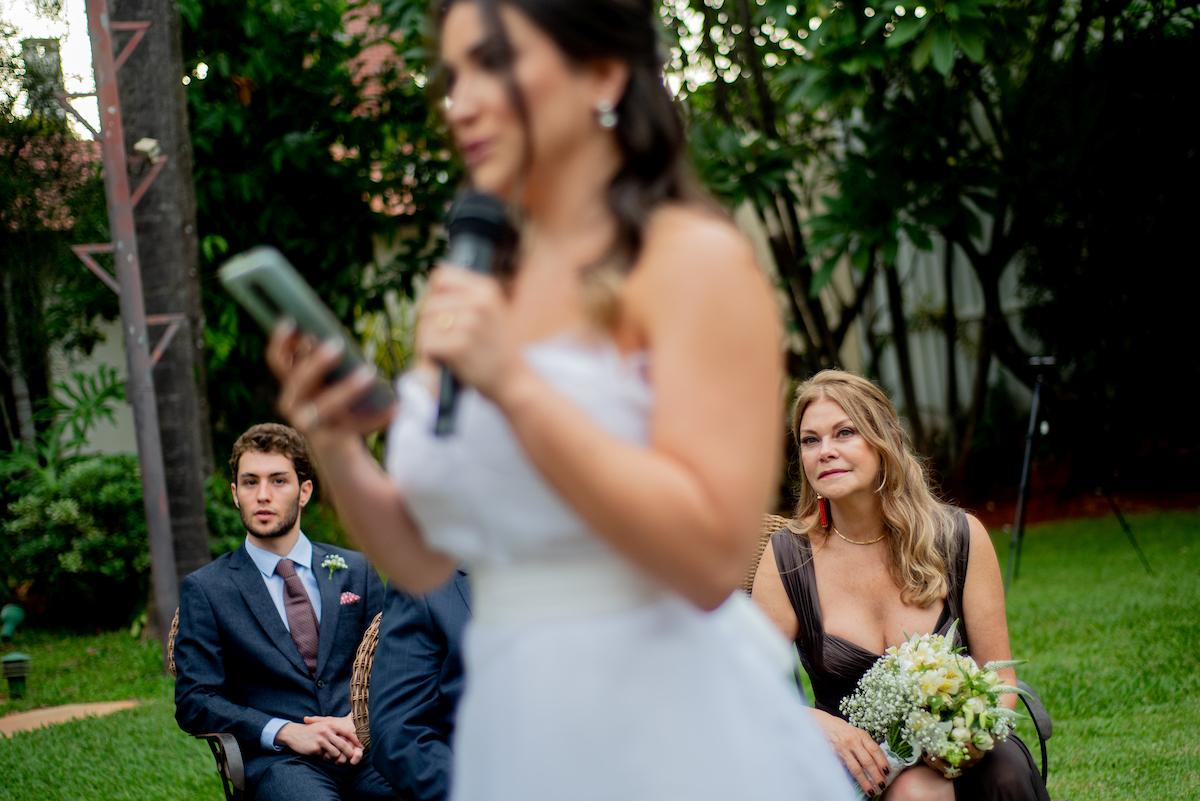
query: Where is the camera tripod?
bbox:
[1004,357,1154,590]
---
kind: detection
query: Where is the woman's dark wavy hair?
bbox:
[435,0,711,285]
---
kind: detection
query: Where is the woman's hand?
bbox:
[811,708,892,796]
[416,264,524,401]
[265,323,396,438]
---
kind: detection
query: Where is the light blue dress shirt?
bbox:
[244,532,325,750]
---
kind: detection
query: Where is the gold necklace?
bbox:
[832,525,886,545]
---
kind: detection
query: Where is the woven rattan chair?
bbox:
[745,513,791,593]
[167,608,245,801]
[349,612,383,749]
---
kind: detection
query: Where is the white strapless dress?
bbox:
[386,337,854,801]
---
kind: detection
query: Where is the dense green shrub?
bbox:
[3,454,149,628]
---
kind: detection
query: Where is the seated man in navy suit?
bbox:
[174,423,391,801]
[369,572,470,801]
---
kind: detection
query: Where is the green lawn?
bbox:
[1,509,1197,800]
[999,509,1200,800]
[0,630,216,800]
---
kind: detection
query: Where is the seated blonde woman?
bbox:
[753,370,1049,801]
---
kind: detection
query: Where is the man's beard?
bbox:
[241,500,301,540]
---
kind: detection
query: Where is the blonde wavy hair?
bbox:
[788,369,957,607]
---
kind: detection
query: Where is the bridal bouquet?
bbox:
[839,622,1020,793]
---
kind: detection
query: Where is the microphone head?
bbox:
[447,191,510,243]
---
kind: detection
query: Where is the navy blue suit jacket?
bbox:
[174,541,384,786]
[369,571,470,801]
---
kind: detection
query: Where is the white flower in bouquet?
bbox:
[840,621,1024,784]
[839,645,922,795]
[839,653,920,755]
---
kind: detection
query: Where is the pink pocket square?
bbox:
[339,591,362,605]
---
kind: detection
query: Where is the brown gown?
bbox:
[770,511,1050,801]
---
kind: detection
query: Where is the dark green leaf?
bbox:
[932,26,956,76]
[888,17,928,48]
[912,30,935,71]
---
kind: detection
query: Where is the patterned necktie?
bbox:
[275,558,320,675]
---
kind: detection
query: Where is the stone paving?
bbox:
[0,700,140,737]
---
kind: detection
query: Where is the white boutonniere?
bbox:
[320,553,348,580]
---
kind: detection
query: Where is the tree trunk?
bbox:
[833,252,879,353]
[883,260,926,450]
[777,189,840,366]
[733,0,778,136]
[976,255,1035,389]
[951,232,1035,391]
[952,324,993,488]
[112,0,212,586]
[942,239,961,458]
[2,269,37,449]
[756,203,828,376]
[2,233,55,449]
[696,4,732,125]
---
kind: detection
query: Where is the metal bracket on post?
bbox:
[130,156,167,207]
[110,21,151,72]
[146,314,185,366]
[71,243,120,293]
[52,89,100,139]
[70,246,180,367]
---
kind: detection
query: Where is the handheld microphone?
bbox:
[433,191,510,437]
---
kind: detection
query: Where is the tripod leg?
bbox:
[1102,489,1154,575]
[1006,377,1043,590]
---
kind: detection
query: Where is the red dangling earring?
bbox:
[817,494,830,529]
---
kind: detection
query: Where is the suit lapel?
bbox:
[454,570,472,613]
[313,543,343,676]
[229,545,309,677]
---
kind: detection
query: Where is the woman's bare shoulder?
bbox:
[961,512,1002,568]
[625,203,770,313]
[638,203,755,276]
[964,512,991,542]
[609,202,781,362]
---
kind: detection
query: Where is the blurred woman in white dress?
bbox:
[266,1,854,799]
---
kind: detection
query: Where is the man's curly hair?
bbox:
[229,423,314,486]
